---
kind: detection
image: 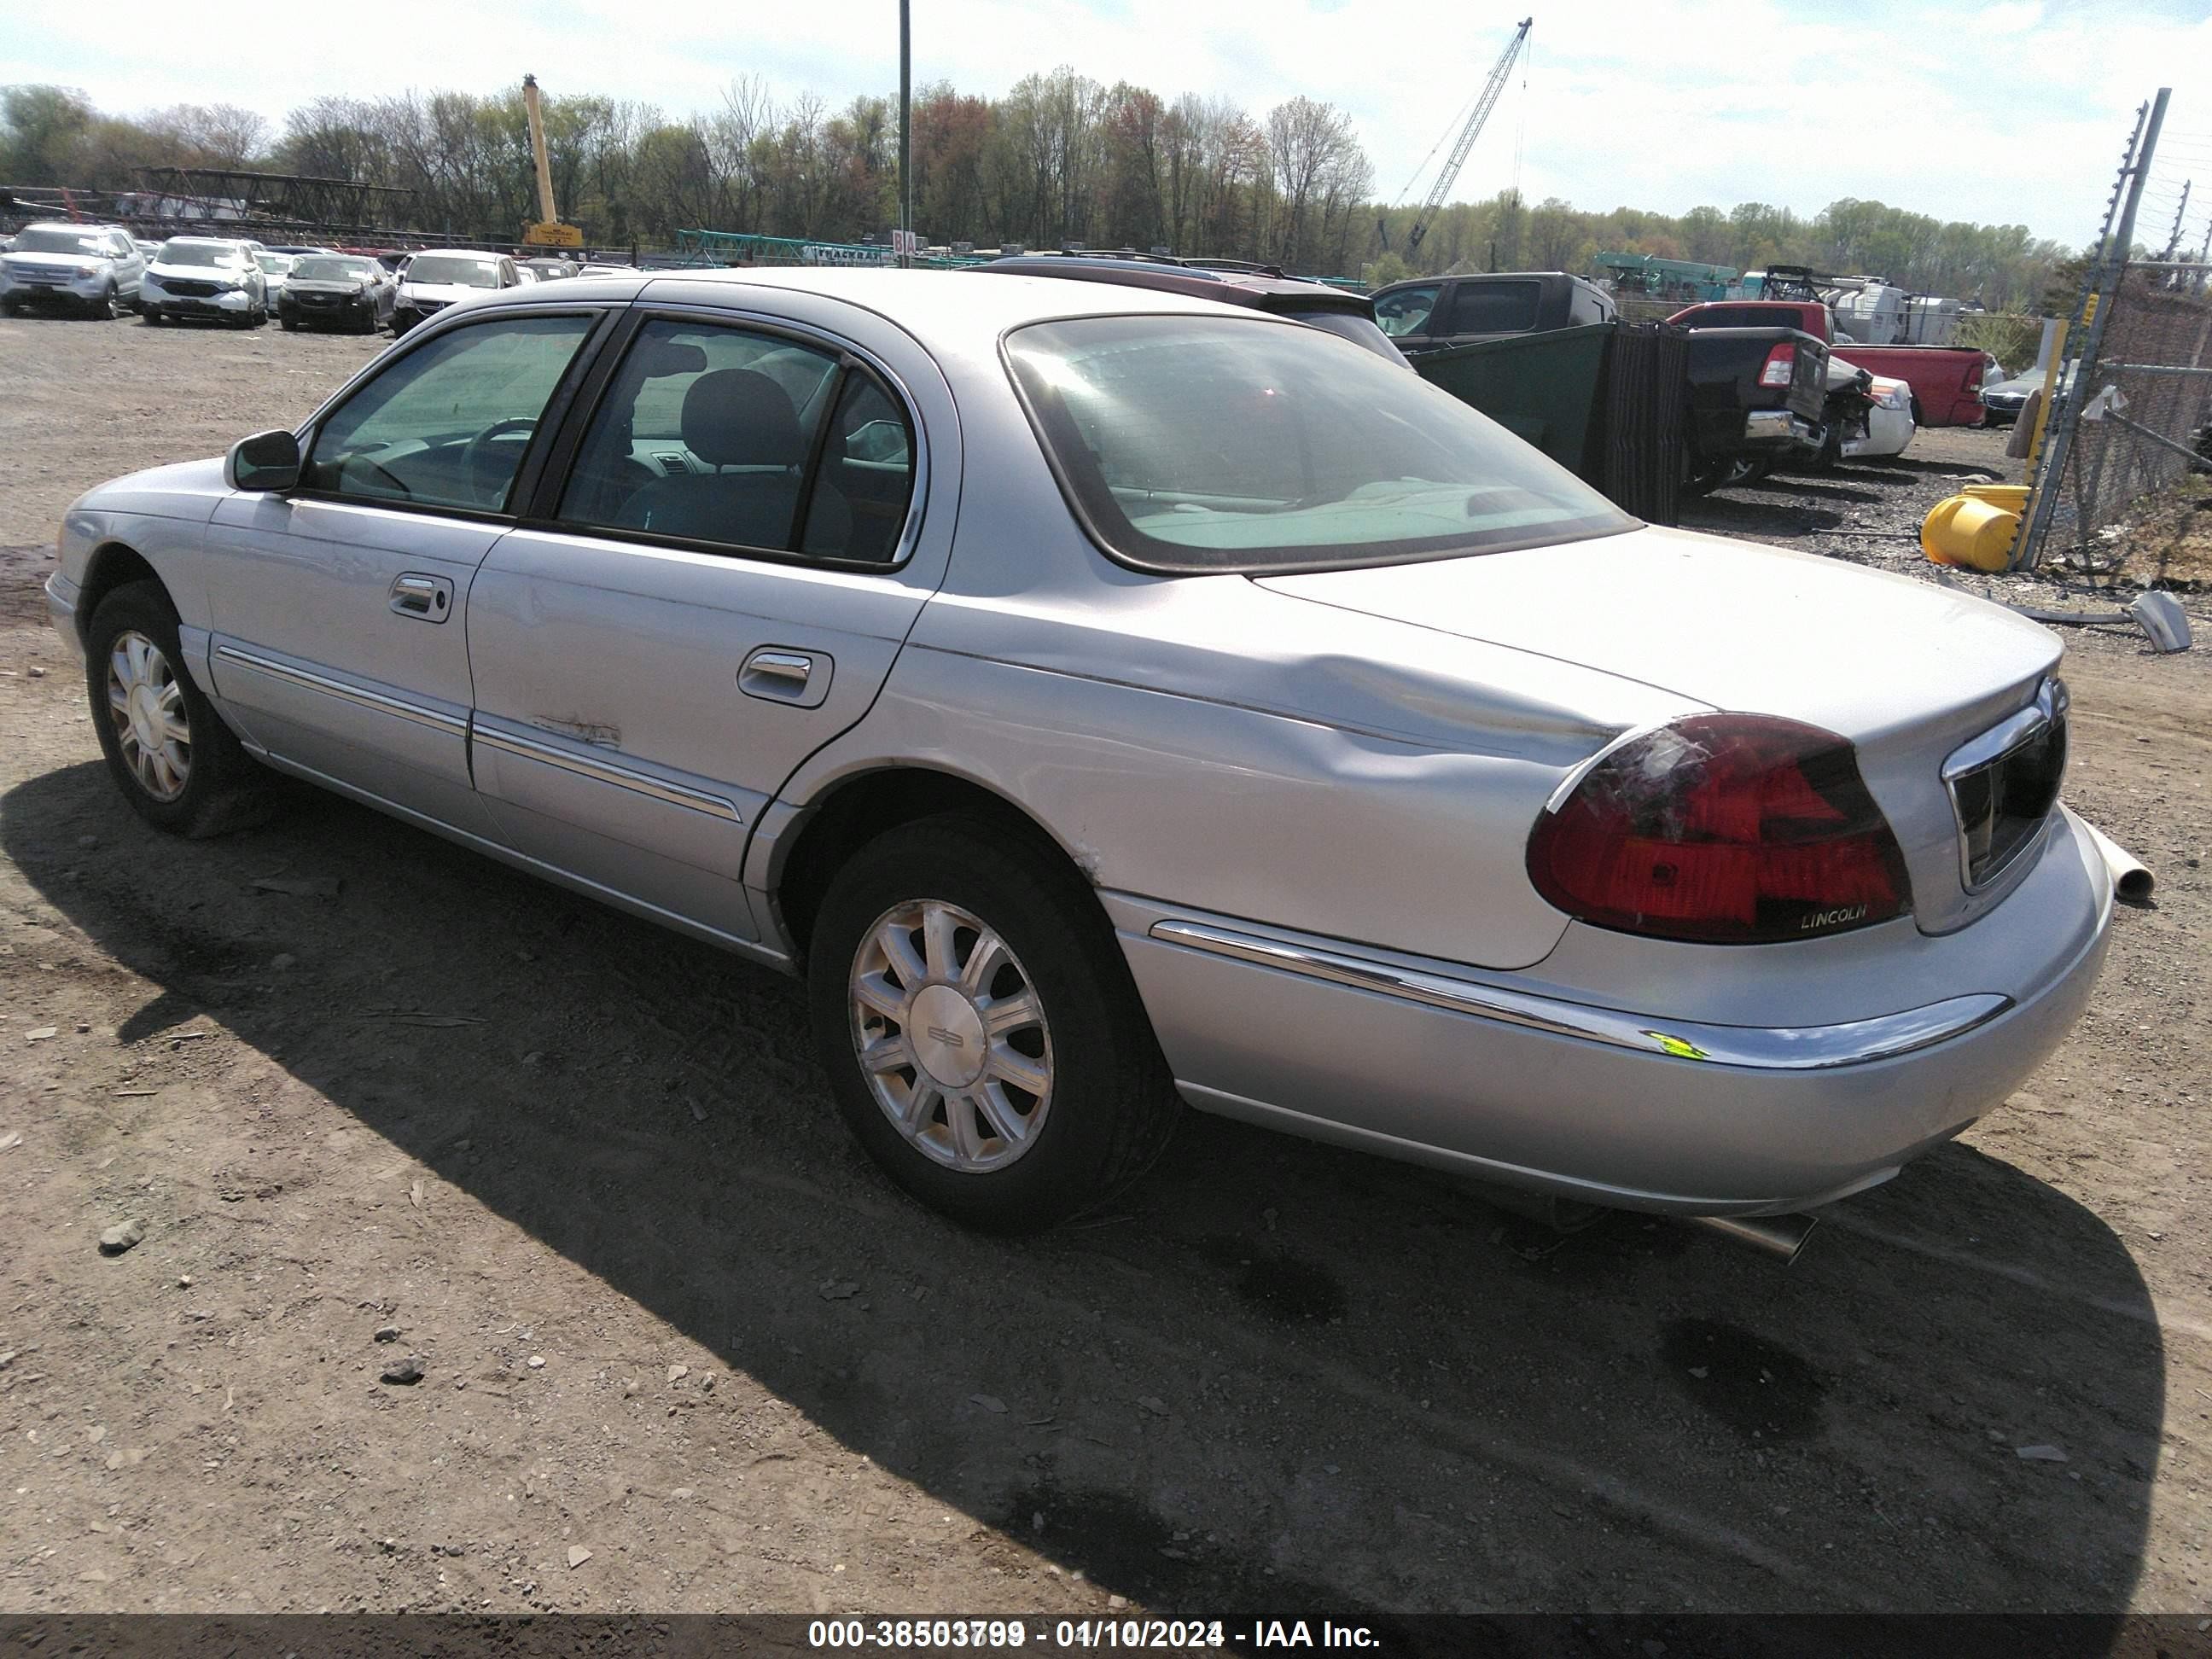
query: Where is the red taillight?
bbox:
[1758,343,1796,387]
[1527,715,1912,945]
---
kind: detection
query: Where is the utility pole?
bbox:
[899,0,912,267]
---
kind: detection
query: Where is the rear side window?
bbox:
[303,314,595,512]
[557,318,916,565]
[1444,281,1540,335]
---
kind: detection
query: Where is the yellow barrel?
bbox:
[1962,483,2030,515]
[1920,495,2020,572]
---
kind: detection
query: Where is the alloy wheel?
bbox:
[106,630,191,801]
[848,897,1054,1173]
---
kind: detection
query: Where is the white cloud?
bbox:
[5,0,2207,247]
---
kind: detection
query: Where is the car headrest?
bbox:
[682,369,803,469]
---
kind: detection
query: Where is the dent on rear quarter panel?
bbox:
[786,642,1627,974]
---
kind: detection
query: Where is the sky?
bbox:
[8,0,2212,250]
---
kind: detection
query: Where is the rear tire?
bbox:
[84,581,273,838]
[806,814,1179,1231]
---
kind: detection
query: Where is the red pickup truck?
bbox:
[1667,300,1991,427]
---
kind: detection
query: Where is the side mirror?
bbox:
[227,428,301,492]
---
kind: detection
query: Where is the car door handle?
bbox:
[390,573,453,622]
[739,649,830,707]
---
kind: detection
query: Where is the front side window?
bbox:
[559,318,916,563]
[304,314,595,513]
[1373,284,1439,337]
[1005,315,1633,575]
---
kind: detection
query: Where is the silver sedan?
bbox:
[43,270,2120,1242]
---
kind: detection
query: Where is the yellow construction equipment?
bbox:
[521,75,581,248]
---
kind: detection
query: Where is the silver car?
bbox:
[43,271,2120,1240]
[0,222,146,318]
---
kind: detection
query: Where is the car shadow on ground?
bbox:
[1674,496,1847,534]
[2,760,2164,1618]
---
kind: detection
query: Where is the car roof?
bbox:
[975,256,1371,315]
[469,265,1297,343]
[407,248,512,262]
[21,221,130,236]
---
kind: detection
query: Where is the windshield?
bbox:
[292,257,374,282]
[1288,309,1408,365]
[256,253,294,276]
[160,242,247,269]
[13,228,108,256]
[407,255,501,288]
[1005,316,1634,574]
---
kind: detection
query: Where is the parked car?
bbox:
[389,249,522,334]
[255,252,297,313]
[1982,364,2075,427]
[1371,271,1615,352]
[139,236,268,327]
[278,253,395,334]
[521,257,579,282]
[0,222,145,318]
[1679,323,1832,492]
[976,253,1405,362]
[1669,300,1991,427]
[1840,368,1916,461]
[43,269,2120,1244]
[132,239,161,261]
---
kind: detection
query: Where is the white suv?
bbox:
[0,223,146,319]
[138,236,271,329]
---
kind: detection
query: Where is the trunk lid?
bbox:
[1257,525,2065,932]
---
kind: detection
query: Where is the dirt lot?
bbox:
[1,311,2209,1621]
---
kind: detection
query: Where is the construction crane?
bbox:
[1382,17,1532,257]
[520,74,581,249]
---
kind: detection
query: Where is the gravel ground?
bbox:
[0,311,2208,1620]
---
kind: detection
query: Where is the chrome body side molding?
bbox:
[1147,919,2011,1072]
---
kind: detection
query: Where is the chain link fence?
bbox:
[2037,264,2212,577]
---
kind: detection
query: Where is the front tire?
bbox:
[85,581,271,837]
[807,815,1179,1231]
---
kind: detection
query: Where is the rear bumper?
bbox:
[1743,409,1821,448]
[1113,806,2114,1216]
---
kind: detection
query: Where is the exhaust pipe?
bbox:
[1686,1213,1818,1264]
[2082,820,2155,905]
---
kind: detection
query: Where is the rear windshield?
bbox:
[408,255,501,288]
[12,228,108,256]
[1004,315,1634,575]
[160,242,247,269]
[292,257,375,282]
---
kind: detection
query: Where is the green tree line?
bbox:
[4,79,2071,306]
